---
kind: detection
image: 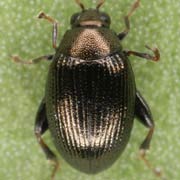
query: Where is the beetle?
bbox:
[12,0,163,179]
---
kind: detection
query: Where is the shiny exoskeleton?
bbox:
[46,52,135,173]
[12,0,163,179]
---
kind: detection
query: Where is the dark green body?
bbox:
[45,27,136,173]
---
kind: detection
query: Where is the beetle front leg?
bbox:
[34,98,59,180]
[124,45,160,61]
[118,0,140,40]
[38,12,58,49]
[135,91,165,179]
[11,54,54,64]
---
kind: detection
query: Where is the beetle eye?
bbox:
[100,14,111,25]
[70,13,80,25]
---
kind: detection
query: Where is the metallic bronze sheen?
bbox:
[58,28,121,60]
[13,1,160,178]
[46,25,136,173]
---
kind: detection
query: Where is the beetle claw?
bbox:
[145,45,160,61]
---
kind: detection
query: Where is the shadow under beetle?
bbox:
[12,0,165,179]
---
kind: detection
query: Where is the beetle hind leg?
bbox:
[135,91,165,179]
[34,98,59,180]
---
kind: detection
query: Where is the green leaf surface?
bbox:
[0,0,179,180]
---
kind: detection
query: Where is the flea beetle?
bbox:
[12,0,164,179]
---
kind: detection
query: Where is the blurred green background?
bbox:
[0,0,180,180]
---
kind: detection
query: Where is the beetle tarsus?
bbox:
[11,54,54,64]
[127,0,140,17]
[145,45,160,61]
[38,11,58,49]
[123,46,160,61]
[139,149,165,180]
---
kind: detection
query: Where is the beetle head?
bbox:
[71,0,111,28]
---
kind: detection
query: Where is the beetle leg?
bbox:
[135,91,165,179]
[118,0,140,40]
[11,54,54,64]
[124,45,160,61]
[38,12,58,49]
[34,98,59,180]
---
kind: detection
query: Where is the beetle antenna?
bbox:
[96,0,105,10]
[75,0,85,11]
